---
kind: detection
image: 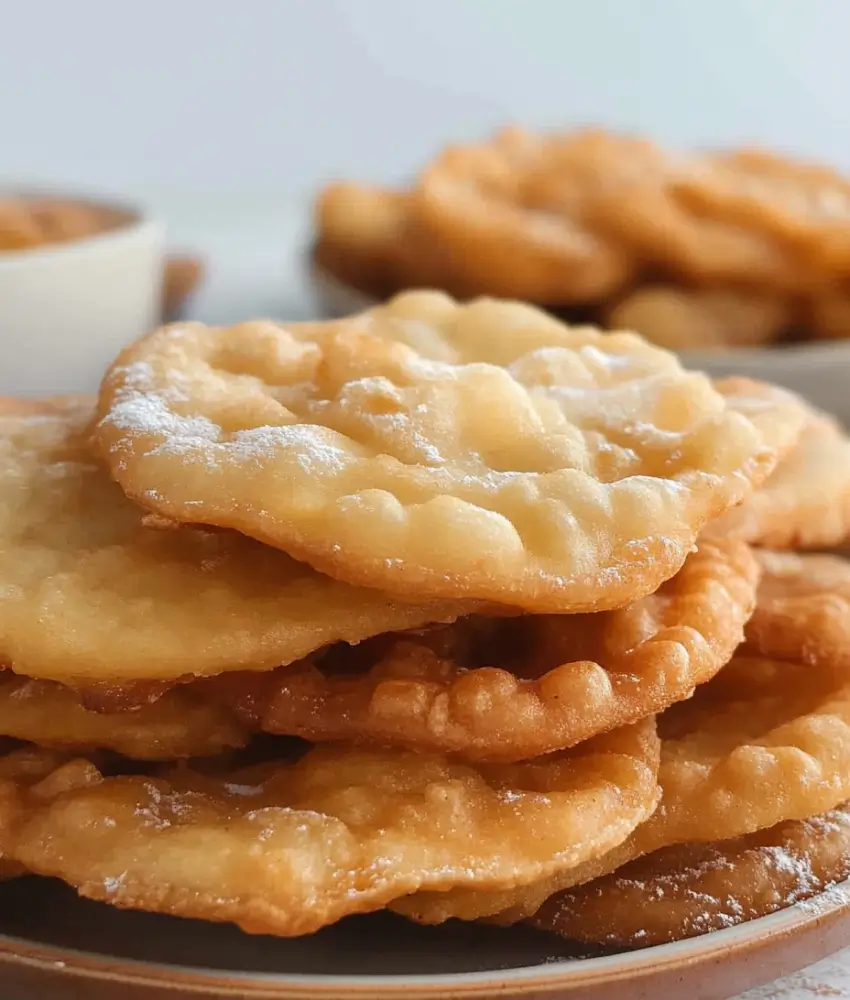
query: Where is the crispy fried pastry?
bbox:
[744,552,850,673]
[94,291,804,611]
[411,129,636,303]
[642,655,850,843]
[606,285,791,352]
[706,413,850,548]
[316,128,850,349]
[313,184,453,298]
[808,290,850,340]
[588,179,799,289]
[8,720,659,936]
[221,540,757,761]
[0,746,82,876]
[0,672,247,759]
[314,183,415,297]
[0,396,472,684]
[530,805,850,946]
[393,653,850,923]
[672,149,850,281]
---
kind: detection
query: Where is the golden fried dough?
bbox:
[221,540,757,761]
[8,721,659,936]
[643,655,850,842]
[530,806,850,946]
[606,285,791,352]
[314,183,414,297]
[393,654,850,923]
[0,746,83,875]
[94,292,803,611]
[745,552,850,673]
[0,672,247,759]
[411,128,636,303]
[808,290,850,340]
[673,150,850,281]
[706,415,850,548]
[590,145,850,290]
[589,178,799,289]
[316,128,850,351]
[0,396,473,684]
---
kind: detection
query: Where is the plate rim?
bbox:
[1,879,849,997]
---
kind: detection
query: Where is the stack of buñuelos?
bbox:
[1,290,849,947]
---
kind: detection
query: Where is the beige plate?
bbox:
[305,255,850,421]
[1,874,850,999]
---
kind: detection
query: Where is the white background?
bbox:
[3,0,850,201]
[7,0,849,331]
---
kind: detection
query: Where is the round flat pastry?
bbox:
[671,149,850,281]
[0,672,247,759]
[0,745,80,877]
[7,720,659,937]
[219,539,758,761]
[605,285,791,351]
[530,806,850,946]
[410,127,637,303]
[394,653,850,924]
[0,396,473,684]
[314,183,416,296]
[744,551,850,673]
[706,412,850,549]
[94,291,805,612]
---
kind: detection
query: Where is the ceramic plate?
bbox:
[304,255,850,420]
[2,874,850,1000]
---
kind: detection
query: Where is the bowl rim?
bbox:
[0,183,164,268]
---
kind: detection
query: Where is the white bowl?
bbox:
[0,191,165,395]
[306,255,850,424]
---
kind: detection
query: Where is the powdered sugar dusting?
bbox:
[104,360,357,478]
[102,872,127,895]
[105,361,221,445]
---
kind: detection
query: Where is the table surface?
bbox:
[85,193,850,1000]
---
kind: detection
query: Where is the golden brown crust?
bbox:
[93,292,803,611]
[7,721,659,936]
[314,127,850,347]
[410,129,636,303]
[0,671,247,758]
[0,746,83,874]
[0,395,474,683]
[530,805,850,946]
[605,285,793,351]
[744,552,850,671]
[220,540,758,761]
[392,653,850,924]
[706,413,850,548]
